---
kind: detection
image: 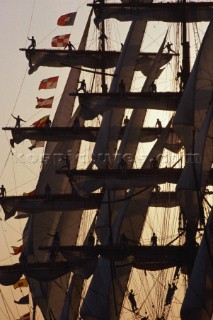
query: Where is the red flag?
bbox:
[13,278,28,289]
[51,34,70,47]
[11,245,23,255]
[32,115,49,127]
[18,312,30,320]
[57,12,77,26]
[23,190,36,196]
[36,96,54,109]
[39,76,59,90]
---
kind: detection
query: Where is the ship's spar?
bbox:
[0,1,213,319]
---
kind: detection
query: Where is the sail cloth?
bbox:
[22,10,93,320]
[36,96,54,109]
[57,12,77,26]
[0,264,23,286]
[81,119,174,319]
[174,22,213,240]
[93,2,213,25]
[181,209,213,320]
[38,76,59,90]
[14,294,29,305]
[51,34,70,47]
[93,18,150,169]
[23,49,173,74]
[79,91,179,120]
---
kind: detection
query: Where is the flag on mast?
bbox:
[32,115,50,127]
[13,278,28,289]
[57,12,77,26]
[51,34,70,47]
[11,245,23,255]
[39,76,59,90]
[36,96,54,108]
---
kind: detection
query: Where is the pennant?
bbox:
[36,96,54,109]
[14,294,29,305]
[57,12,77,26]
[32,115,50,127]
[23,190,36,196]
[13,278,28,289]
[18,312,30,320]
[51,34,70,47]
[39,76,59,90]
[11,245,23,255]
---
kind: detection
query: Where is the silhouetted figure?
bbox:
[123,116,129,126]
[48,232,60,257]
[65,41,75,51]
[151,232,157,246]
[88,233,95,246]
[120,233,128,249]
[176,66,184,92]
[150,156,158,168]
[0,185,6,197]
[155,118,162,133]
[12,115,26,128]
[73,117,80,132]
[45,117,52,128]
[77,79,86,93]
[120,43,124,50]
[154,185,161,193]
[45,183,51,199]
[149,81,157,93]
[61,155,70,169]
[128,289,138,312]
[118,79,126,95]
[165,282,177,306]
[101,83,108,93]
[118,157,127,175]
[99,32,108,42]
[27,36,36,50]
[164,42,176,54]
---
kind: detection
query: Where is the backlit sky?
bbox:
[0,0,211,319]
[0,1,89,318]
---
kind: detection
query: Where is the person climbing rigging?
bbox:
[151,232,158,246]
[27,36,36,50]
[0,185,6,197]
[164,42,176,54]
[123,116,129,126]
[64,41,75,51]
[45,183,51,199]
[120,233,128,249]
[12,115,26,128]
[88,232,95,246]
[73,116,80,132]
[77,79,87,93]
[155,118,162,133]
[118,79,126,95]
[149,156,158,168]
[149,81,157,93]
[60,155,70,169]
[128,289,138,313]
[164,282,177,305]
[45,117,52,128]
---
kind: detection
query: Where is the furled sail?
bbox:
[79,92,179,120]
[93,2,213,25]
[21,48,173,75]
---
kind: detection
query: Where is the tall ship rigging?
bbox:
[0,0,213,319]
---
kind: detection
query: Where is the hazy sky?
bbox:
[0,0,210,319]
[0,1,89,319]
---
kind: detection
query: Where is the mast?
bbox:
[181,0,190,89]
[100,0,107,93]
